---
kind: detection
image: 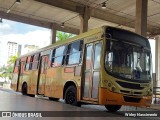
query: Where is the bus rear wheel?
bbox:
[22,83,27,95]
[65,85,81,107]
[105,105,121,112]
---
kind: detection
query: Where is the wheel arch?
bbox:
[63,80,78,99]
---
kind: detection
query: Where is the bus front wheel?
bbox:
[64,85,81,107]
[105,105,121,112]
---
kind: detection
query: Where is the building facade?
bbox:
[7,42,18,58]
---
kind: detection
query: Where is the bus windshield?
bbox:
[105,39,152,81]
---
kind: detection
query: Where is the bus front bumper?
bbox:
[99,87,152,107]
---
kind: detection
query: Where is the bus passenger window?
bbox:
[67,40,83,65]
[32,53,40,70]
[25,57,30,71]
[30,55,34,70]
[52,46,66,67]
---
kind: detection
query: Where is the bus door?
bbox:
[38,55,49,95]
[12,59,21,91]
[82,42,102,101]
[18,59,26,92]
[16,60,21,91]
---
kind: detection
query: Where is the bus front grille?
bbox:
[123,96,141,103]
[116,81,144,90]
[120,90,142,95]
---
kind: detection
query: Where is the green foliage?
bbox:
[0,54,19,80]
[56,31,75,41]
[0,66,9,81]
[7,53,19,65]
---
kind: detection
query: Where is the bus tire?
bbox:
[64,85,81,107]
[49,97,59,101]
[22,83,27,95]
[105,105,121,112]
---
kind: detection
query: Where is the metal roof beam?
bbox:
[35,0,160,36]
[35,0,133,27]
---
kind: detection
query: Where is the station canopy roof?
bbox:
[0,0,160,37]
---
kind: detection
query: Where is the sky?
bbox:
[0,19,51,47]
[0,19,51,67]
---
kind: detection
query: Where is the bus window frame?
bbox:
[32,53,40,70]
[66,40,83,66]
[25,56,33,71]
[51,45,67,67]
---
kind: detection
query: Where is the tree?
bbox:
[7,54,19,65]
[0,54,19,81]
[0,66,8,82]
[56,31,75,41]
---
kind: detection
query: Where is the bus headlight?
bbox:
[103,80,117,92]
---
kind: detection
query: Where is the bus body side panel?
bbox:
[62,66,82,101]
[27,70,39,95]
[18,71,29,92]
[44,67,62,98]
[44,66,81,100]
[11,73,18,91]
[38,72,46,94]
[18,69,38,95]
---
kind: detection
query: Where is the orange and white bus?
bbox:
[11,26,152,112]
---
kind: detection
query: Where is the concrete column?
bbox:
[79,6,90,34]
[155,36,160,87]
[135,0,148,37]
[50,28,57,44]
